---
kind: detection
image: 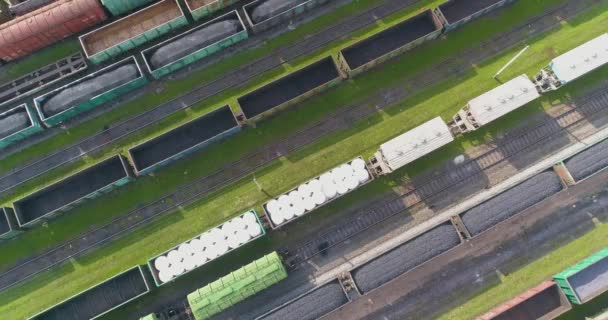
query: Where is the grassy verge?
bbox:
[435,224,608,320]
[1,1,607,318]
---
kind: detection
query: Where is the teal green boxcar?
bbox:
[34,56,148,127]
[554,247,608,304]
[185,0,244,21]
[142,10,248,79]
[0,207,22,240]
[101,0,158,16]
[243,0,332,33]
[0,103,43,149]
[80,0,188,64]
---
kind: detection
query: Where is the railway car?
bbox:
[448,74,541,134]
[243,0,331,33]
[28,266,150,320]
[33,56,147,127]
[369,117,454,176]
[12,155,134,228]
[100,0,158,16]
[185,0,242,21]
[0,207,21,240]
[435,0,516,32]
[533,33,608,92]
[337,9,444,77]
[0,0,108,62]
[237,56,344,121]
[147,210,265,286]
[142,10,248,79]
[477,281,571,320]
[5,0,55,16]
[79,0,188,64]
[263,157,373,229]
[188,252,287,320]
[554,247,608,305]
[0,103,43,149]
[128,105,240,176]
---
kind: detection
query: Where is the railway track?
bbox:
[0,0,596,293]
[0,0,426,195]
[284,87,608,265]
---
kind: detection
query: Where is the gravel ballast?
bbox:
[565,138,608,181]
[258,281,347,320]
[352,222,460,293]
[461,171,562,236]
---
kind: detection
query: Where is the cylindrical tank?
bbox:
[0,0,108,62]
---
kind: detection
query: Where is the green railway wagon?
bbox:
[0,207,22,240]
[554,247,608,304]
[80,0,188,64]
[187,252,288,320]
[142,10,248,79]
[33,56,148,127]
[0,103,43,149]
[101,0,158,16]
[184,0,243,21]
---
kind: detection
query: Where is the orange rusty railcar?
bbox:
[0,0,107,62]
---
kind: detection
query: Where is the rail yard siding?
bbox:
[33,56,147,128]
[101,0,158,16]
[238,56,342,121]
[436,0,515,31]
[0,104,43,150]
[129,105,240,175]
[13,155,134,228]
[0,207,22,240]
[142,10,248,79]
[554,247,608,304]
[80,0,188,64]
[476,281,571,320]
[243,0,332,34]
[0,0,108,62]
[28,266,150,320]
[338,9,443,77]
[185,0,242,21]
[257,280,348,320]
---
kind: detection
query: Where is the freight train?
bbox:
[19,31,608,320]
[7,1,608,317]
[1,0,606,243]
